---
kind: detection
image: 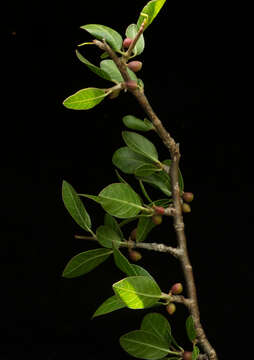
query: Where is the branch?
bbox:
[124,19,146,60]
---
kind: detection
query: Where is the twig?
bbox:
[124,19,146,60]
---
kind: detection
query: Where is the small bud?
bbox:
[127,61,143,72]
[124,80,138,90]
[128,250,142,262]
[166,303,176,315]
[123,37,133,48]
[171,283,183,295]
[182,192,194,203]
[182,203,191,213]
[109,89,121,99]
[152,215,163,225]
[153,205,165,215]
[183,351,192,360]
[130,228,137,241]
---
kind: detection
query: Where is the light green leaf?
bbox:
[75,50,111,81]
[136,216,156,242]
[62,248,112,278]
[96,225,122,248]
[113,276,161,309]
[137,0,167,30]
[92,294,126,318]
[131,264,154,280]
[99,183,145,219]
[100,59,138,83]
[104,213,123,239]
[113,244,137,276]
[125,24,145,56]
[120,329,169,360]
[80,24,123,52]
[62,180,92,233]
[112,146,154,175]
[78,193,102,204]
[63,88,108,110]
[141,313,172,345]
[134,164,160,177]
[192,345,200,360]
[186,316,196,343]
[123,115,154,132]
[122,131,159,163]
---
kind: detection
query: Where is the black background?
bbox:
[2,1,249,359]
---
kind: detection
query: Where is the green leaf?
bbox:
[136,216,156,242]
[163,159,184,193]
[131,264,154,280]
[112,146,154,175]
[75,50,111,81]
[100,59,138,83]
[192,345,200,360]
[92,294,126,318]
[141,313,172,346]
[63,88,108,110]
[113,244,137,276]
[104,213,123,239]
[137,0,167,30]
[62,180,92,233]
[113,276,161,309]
[122,131,159,163]
[62,248,112,278]
[123,115,154,132]
[138,171,172,197]
[120,329,169,360]
[186,316,196,343]
[134,164,160,177]
[80,24,123,52]
[96,225,122,248]
[79,193,102,204]
[99,183,145,218]
[125,24,145,56]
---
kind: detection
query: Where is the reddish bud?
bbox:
[171,283,183,295]
[183,351,192,360]
[127,61,143,72]
[124,80,138,90]
[153,205,165,215]
[152,215,163,225]
[128,250,142,262]
[123,37,133,48]
[182,192,194,203]
[130,228,137,241]
[182,203,191,213]
[166,303,176,315]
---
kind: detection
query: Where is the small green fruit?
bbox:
[130,228,137,241]
[183,351,192,360]
[152,215,163,225]
[166,303,176,315]
[182,203,191,213]
[127,61,143,72]
[123,37,133,48]
[129,250,142,262]
[182,192,194,203]
[171,283,183,295]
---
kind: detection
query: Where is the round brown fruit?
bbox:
[182,203,191,213]
[129,250,142,262]
[171,283,183,295]
[123,37,133,48]
[127,61,143,72]
[183,351,192,360]
[166,303,176,315]
[182,192,194,203]
[152,215,163,225]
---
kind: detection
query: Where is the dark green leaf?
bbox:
[100,59,138,83]
[163,159,184,193]
[186,315,196,343]
[112,146,154,174]
[125,24,145,56]
[63,88,108,110]
[138,171,172,197]
[136,216,156,242]
[131,264,154,280]
[134,164,160,177]
[192,345,200,360]
[62,180,92,233]
[62,248,112,278]
[120,329,169,360]
[104,213,123,239]
[122,115,154,132]
[141,313,172,346]
[122,131,159,163]
[113,276,161,309]
[96,225,122,248]
[80,24,123,51]
[137,0,167,30]
[75,50,111,81]
[92,294,126,318]
[99,183,145,218]
[113,244,137,276]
